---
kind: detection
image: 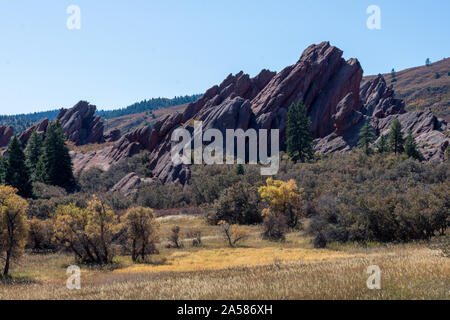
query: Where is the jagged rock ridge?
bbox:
[65,42,449,185]
[1,101,118,148]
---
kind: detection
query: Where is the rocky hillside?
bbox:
[363,58,450,121]
[71,42,449,185]
[0,101,114,151]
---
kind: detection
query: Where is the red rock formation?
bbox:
[104,129,121,142]
[57,101,105,145]
[110,172,154,196]
[360,75,405,118]
[251,42,363,139]
[0,126,14,147]
[71,42,449,184]
[17,118,49,146]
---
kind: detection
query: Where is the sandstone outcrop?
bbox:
[110,172,154,196]
[57,101,105,145]
[17,118,49,145]
[104,129,121,142]
[71,42,450,185]
[0,126,14,147]
[360,75,405,118]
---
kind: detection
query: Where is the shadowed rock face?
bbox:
[360,74,406,118]
[7,101,110,148]
[110,172,154,196]
[71,42,450,184]
[17,118,49,146]
[251,42,362,139]
[57,101,105,146]
[0,126,14,147]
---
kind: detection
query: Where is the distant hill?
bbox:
[0,95,201,133]
[97,95,201,119]
[362,58,450,121]
[0,110,59,133]
[104,103,188,134]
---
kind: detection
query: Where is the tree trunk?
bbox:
[3,250,11,276]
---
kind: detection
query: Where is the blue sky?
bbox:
[0,0,449,115]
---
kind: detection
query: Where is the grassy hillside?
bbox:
[363,58,450,121]
[104,104,187,134]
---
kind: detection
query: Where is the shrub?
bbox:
[218,221,248,247]
[259,178,305,228]
[122,207,159,262]
[27,217,55,252]
[261,211,288,241]
[53,196,121,265]
[206,182,261,225]
[32,182,67,199]
[168,226,183,249]
[187,229,202,247]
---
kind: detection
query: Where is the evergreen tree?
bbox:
[236,164,245,175]
[286,101,314,163]
[0,157,7,184]
[4,136,32,198]
[388,119,405,155]
[377,135,389,153]
[40,121,75,189]
[425,58,431,67]
[404,131,423,161]
[25,131,43,179]
[391,68,397,83]
[357,123,376,155]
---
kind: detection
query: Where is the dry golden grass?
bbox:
[1,215,449,300]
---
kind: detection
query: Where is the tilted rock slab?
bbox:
[71,42,450,185]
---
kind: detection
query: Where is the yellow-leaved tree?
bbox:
[258,178,304,229]
[0,185,29,277]
[53,196,120,265]
[122,207,159,262]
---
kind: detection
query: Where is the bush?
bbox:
[206,182,261,225]
[137,182,191,209]
[167,226,183,249]
[261,212,288,241]
[27,217,56,252]
[121,207,159,262]
[32,182,67,199]
[53,196,121,265]
[186,229,202,247]
[259,178,305,228]
[308,182,450,244]
[218,221,248,247]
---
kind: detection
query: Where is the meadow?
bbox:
[1,214,448,300]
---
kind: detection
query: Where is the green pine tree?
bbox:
[286,101,314,163]
[404,131,423,161]
[236,164,245,175]
[0,157,7,184]
[4,136,33,198]
[40,121,75,189]
[377,135,389,153]
[388,119,405,155]
[357,123,376,155]
[25,131,43,179]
